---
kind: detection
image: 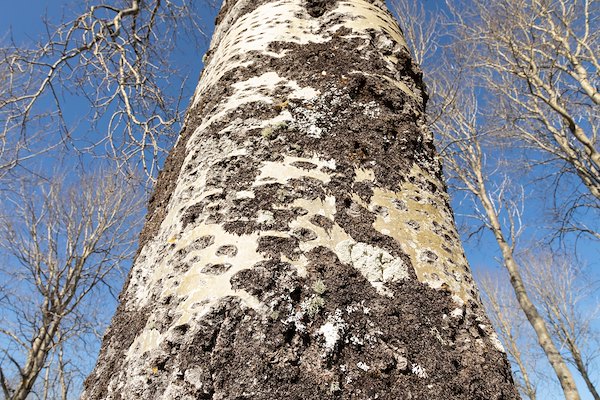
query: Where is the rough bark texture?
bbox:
[83,0,519,398]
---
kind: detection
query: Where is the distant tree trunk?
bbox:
[83,0,518,398]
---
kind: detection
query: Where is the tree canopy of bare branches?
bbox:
[0,0,211,182]
[451,0,600,231]
[0,169,144,400]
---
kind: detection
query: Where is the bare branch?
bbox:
[0,0,210,182]
[0,167,144,399]
[449,0,600,203]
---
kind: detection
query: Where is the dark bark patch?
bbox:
[290,161,318,170]
[305,0,337,17]
[258,235,300,260]
[201,263,233,275]
[310,214,334,231]
[181,202,205,228]
[145,246,519,400]
[216,244,238,256]
[83,305,151,399]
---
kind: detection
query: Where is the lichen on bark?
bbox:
[83,1,519,398]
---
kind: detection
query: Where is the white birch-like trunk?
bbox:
[83,1,519,398]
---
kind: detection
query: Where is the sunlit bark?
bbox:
[83,1,518,398]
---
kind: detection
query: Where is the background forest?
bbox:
[0,0,598,399]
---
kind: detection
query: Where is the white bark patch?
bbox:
[285,196,408,295]
[126,142,250,308]
[126,328,161,359]
[279,196,344,277]
[184,368,205,390]
[125,224,288,357]
[256,210,275,225]
[254,155,336,186]
[235,190,255,199]
[162,223,265,325]
[354,167,375,182]
[193,1,327,105]
[489,332,506,353]
[450,307,464,319]
[329,1,407,48]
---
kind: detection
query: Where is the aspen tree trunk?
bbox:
[83,1,518,398]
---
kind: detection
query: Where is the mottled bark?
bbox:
[83,1,518,398]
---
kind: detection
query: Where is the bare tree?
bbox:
[0,0,211,181]
[0,169,144,400]
[522,251,600,400]
[479,271,541,400]
[449,0,600,234]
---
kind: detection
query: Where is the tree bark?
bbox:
[83,0,518,398]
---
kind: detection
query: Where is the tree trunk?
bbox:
[569,340,600,400]
[83,1,518,398]
[469,168,581,400]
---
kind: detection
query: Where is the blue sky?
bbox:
[0,0,51,38]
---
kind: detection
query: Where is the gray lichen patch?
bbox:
[335,240,408,295]
[318,309,347,353]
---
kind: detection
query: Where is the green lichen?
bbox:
[261,121,288,139]
[305,295,325,317]
[329,381,341,393]
[312,279,327,295]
